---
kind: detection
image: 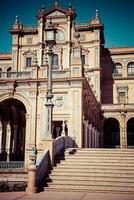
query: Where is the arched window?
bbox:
[52,54,59,69]
[7,67,12,78]
[127,62,134,76]
[114,63,122,76]
[0,68,2,78]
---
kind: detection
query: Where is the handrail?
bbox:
[54,136,64,156]
[54,136,75,156]
[65,136,75,149]
[36,149,51,189]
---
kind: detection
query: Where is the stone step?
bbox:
[60,160,134,165]
[54,164,134,170]
[53,166,134,173]
[49,175,134,182]
[49,180,134,187]
[65,148,134,154]
[50,171,134,178]
[44,184,134,194]
[64,156,134,161]
[59,161,134,167]
[46,149,134,194]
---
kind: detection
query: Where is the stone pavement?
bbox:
[0,191,134,200]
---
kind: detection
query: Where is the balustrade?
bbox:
[0,71,31,79]
[0,161,24,169]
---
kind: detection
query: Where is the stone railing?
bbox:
[0,69,72,80]
[52,70,71,79]
[65,136,75,148]
[102,103,134,112]
[23,25,38,29]
[0,71,31,79]
[36,150,51,190]
[54,136,65,156]
[54,136,75,156]
[75,20,90,26]
[0,161,24,169]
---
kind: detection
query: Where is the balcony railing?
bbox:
[52,70,71,79]
[23,25,38,29]
[75,20,90,26]
[0,161,24,169]
[0,69,72,80]
[0,71,31,79]
[102,103,134,111]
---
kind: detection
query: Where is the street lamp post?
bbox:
[45,19,56,139]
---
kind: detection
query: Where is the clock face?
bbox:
[56,30,65,41]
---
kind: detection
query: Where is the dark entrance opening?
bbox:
[103,118,120,148]
[127,118,134,147]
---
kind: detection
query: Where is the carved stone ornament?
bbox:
[54,96,63,107]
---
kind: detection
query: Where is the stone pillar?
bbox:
[43,139,54,165]
[120,113,127,148]
[94,129,97,148]
[2,121,7,152]
[27,147,37,194]
[92,127,95,148]
[6,124,11,161]
[0,122,2,153]
[13,125,18,154]
[89,124,92,148]
[87,127,89,148]
[96,131,100,148]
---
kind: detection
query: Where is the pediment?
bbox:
[47,10,66,17]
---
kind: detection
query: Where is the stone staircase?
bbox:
[44,148,134,194]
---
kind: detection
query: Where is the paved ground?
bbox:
[0,191,134,200]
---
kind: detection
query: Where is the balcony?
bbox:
[0,69,72,80]
[0,71,31,79]
[52,70,71,79]
[102,104,134,112]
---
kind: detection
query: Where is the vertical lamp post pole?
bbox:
[45,19,56,139]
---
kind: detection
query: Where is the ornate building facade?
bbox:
[0,2,134,167]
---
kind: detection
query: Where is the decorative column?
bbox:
[120,111,127,148]
[92,127,95,148]
[13,124,18,155]
[88,124,92,148]
[6,124,11,161]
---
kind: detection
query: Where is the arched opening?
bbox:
[103,118,120,148]
[7,67,12,78]
[127,118,134,146]
[0,68,2,78]
[0,98,26,161]
[52,54,59,69]
[113,62,122,76]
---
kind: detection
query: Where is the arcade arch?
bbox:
[0,98,26,161]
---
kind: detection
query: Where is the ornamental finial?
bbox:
[15,15,20,24]
[96,9,99,19]
[54,1,59,6]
